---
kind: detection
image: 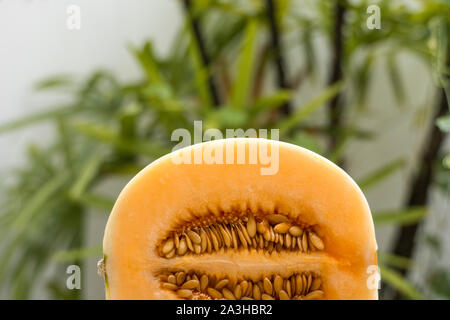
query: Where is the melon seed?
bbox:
[246,214,256,237]
[253,285,261,299]
[187,230,201,245]
[289,226,302,237]
[311,278,321,291]
[200,275,209,291]
[274,222,290,234]
[181,279,199,290]
[215,279,229,290]
[222,288,235,300]
[263,277,273,295]
[274,275,283,295]
[309,232,324,250]
[162,239,174,254]
[304,290,324,300]
[207,287,223,299]
[234,284,242,299]
[176,289,192,298]
[279,290,290,300]
[162,283,178,290]
[267,214,289,224]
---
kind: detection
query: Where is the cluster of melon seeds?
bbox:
[160,271,323,300]
[158,213,324,258]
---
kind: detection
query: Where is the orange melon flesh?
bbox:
[102,138,378,300]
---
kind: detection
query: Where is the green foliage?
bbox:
[437,115,450,132]
[380,265,426,300]
[230,19,259,109]
[379,252,415,270]
[430,270,450,299]
[278,81,344,136]
[35,75,75,91]
[373,207,427,226]
[0,0,448,299]
[52,246,103,263]
[444,155,450,169]
[358,159,406,191]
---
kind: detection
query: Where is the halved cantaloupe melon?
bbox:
[100,138,378,300]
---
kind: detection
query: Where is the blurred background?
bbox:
[0,0,448,300]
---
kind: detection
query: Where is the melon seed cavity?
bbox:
[160,271,324,300]
[158,213,325,258]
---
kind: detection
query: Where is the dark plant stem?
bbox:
[218,58,232,97]
[390,31,449,299]
[266,0,291,115]
[327,2,345,157]
[182,0,221,107]
[252,43,270,99]
[390,88,447,299]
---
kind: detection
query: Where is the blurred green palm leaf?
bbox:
[373,207,427,225]
[380,265,425,300]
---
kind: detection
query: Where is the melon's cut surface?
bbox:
[101,138,378,300]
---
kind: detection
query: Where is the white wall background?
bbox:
[0,0,181,166]
[0,0,448,299]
